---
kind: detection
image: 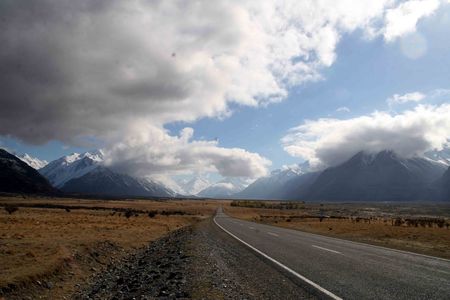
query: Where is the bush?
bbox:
[393,218,404,226]
[124,209,134,219]
[148,210,157,218]
[5,205,19,214]
[4,205,18,214]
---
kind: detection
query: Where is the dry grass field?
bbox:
[0,195,221,299]
[225,200,450,259]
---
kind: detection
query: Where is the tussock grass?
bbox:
[0,196,221,299]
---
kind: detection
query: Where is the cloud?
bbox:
[383,0,441,41]
[336,106,351,113]
[282,104,450,168]
[103,124,271,178]
[0,0,428,145]
[387,91,426,105]
[0,0,444,177]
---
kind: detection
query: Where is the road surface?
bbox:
[214,208,450,299]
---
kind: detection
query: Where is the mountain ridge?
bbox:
[0,149,56,194]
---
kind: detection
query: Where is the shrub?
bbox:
[393,218,404,226]
[4,205,18,214]
[148,210,157,218]
[124,209,134,219]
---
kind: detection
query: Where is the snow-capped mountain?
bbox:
[197,177,251,198]
[40,150,104,188]
[61,166,176,197]
[17,153,48,169]
[304,150,447,202]
[176,177,211,195]
[236,162,307,200]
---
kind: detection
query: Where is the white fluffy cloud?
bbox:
[336,106,351,113]
[383,0,440,41]
[387,91,426,105]
[282,104,450,168]
[103,124,271,178]
[0,0,445,178]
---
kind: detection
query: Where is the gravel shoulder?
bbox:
[74,218,316,299]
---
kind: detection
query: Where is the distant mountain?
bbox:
[40,150,104,188]
[198,177,250,198]
[282,171,321,200]
[17,153,48,169]
[305,150,447,202]
[177,177,211,195]
[61,166,175,197]
[0,149,56,194]
[236,164,305,200]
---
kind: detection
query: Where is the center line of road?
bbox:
[249,226,255,229]
[214,216,343,300]
[267,232,279,237]
[312,245,341,254]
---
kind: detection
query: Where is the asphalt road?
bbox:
[214,208,450,300]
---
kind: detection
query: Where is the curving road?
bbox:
[214,208,450,300]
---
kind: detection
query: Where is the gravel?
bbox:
[73,219,316,299]
[73,228,192,299]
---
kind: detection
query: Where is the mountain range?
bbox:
[1,147,449,201]
[237,150,449,202]
[38,150,175,198]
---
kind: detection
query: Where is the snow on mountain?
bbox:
[176,177,211,195]
[40,150,105,188]
[425,147,450,166]
[16,153,48,169]
[61,166,176,197]
[197,177,251,198]
[236,162,308,199]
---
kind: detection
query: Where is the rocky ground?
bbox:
[73,219,316,299]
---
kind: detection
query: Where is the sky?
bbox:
[1,0,450,183]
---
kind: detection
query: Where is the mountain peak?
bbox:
[16,153,48,170]
[40,150,105,187]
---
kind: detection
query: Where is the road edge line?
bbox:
[213,216,343,300]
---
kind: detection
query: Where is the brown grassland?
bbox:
[0,195,221,299]
[225,200,450,259]
[2,195,450,299]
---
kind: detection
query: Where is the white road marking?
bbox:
[312,245,341,254]
[249,226,255,230]
[267,232,279,237]
[214,216,343,300]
